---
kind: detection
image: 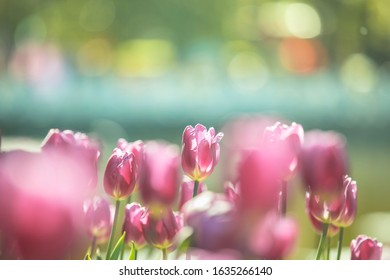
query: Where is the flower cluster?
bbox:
[0,120,384,260]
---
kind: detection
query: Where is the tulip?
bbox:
[300,130,348,198]
[237,149,281,217]
[139,141,180,207]
[0,150,89,259]
[122,203,146,250]
[351,235,382,260]
[41,129,100,190]
[178,177,207,210]
[104,148,137,200]
[248,212,298,259]
[181,124,223,182]
[83,196,112,243]
[140,209,180,251]
[262,122,304,180]
[182,191,237,251]
[306,175,357,226]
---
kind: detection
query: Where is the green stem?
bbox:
[281,181,287,216]
[315,223,329,260]
[120,234,126,260]
[192,180,199,198]
[327,237,331,260]
[162,248,168,260]
[106,199,121,260]
[337,227,344,260]
[90,236,97,259]
[134,248,138,260]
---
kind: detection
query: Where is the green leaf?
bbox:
[84,253,91,260]
[129,242,136,260]
[109,232,126,260]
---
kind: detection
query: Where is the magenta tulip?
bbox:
[306,175,357,226]
[123,203,146,249]
[104,148,137,200]
[140,209,180,249]
[181,124,223,181]
[139,141,180,207]
[83,196,111,244]
[178,177,207,210]
[351,235,382,260]
[300,130,348,198]
[0,150,90,259]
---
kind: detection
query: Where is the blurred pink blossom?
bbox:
[83,196,111,244]
[139,141,180,207]
[248,212,298,259]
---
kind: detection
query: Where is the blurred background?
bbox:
[1,0,389,258]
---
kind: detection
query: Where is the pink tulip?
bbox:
[139,141,180,207]
[219,115,279,182]
[306,175,357,226]
[41,129,100,190]
[117,139,144,174]
[178,177,207,210]
[262,122,304,180]
[0,150,90,259]
[248,212,298,259]
[300,130,348,198]
[181,124,223,181]
[351,235,382,260]
[182,191,238,251]
[237,148,281,216]
[140,209,180,249]
[104,148,137,200]
[122,203,146,249]
[83,197,111,244]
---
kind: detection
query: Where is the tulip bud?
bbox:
[83,197,112,244]
[262,122,304,180]
[300,130,348,198]
[181,124,223,181]
[139,141,180,207]
[140,209,180,249]
[182,191,237,251]
[104,148,137,200]
[122,203,146,249]
[248,212,298,259]
[351,235,382,260]
[178,177,207,210]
